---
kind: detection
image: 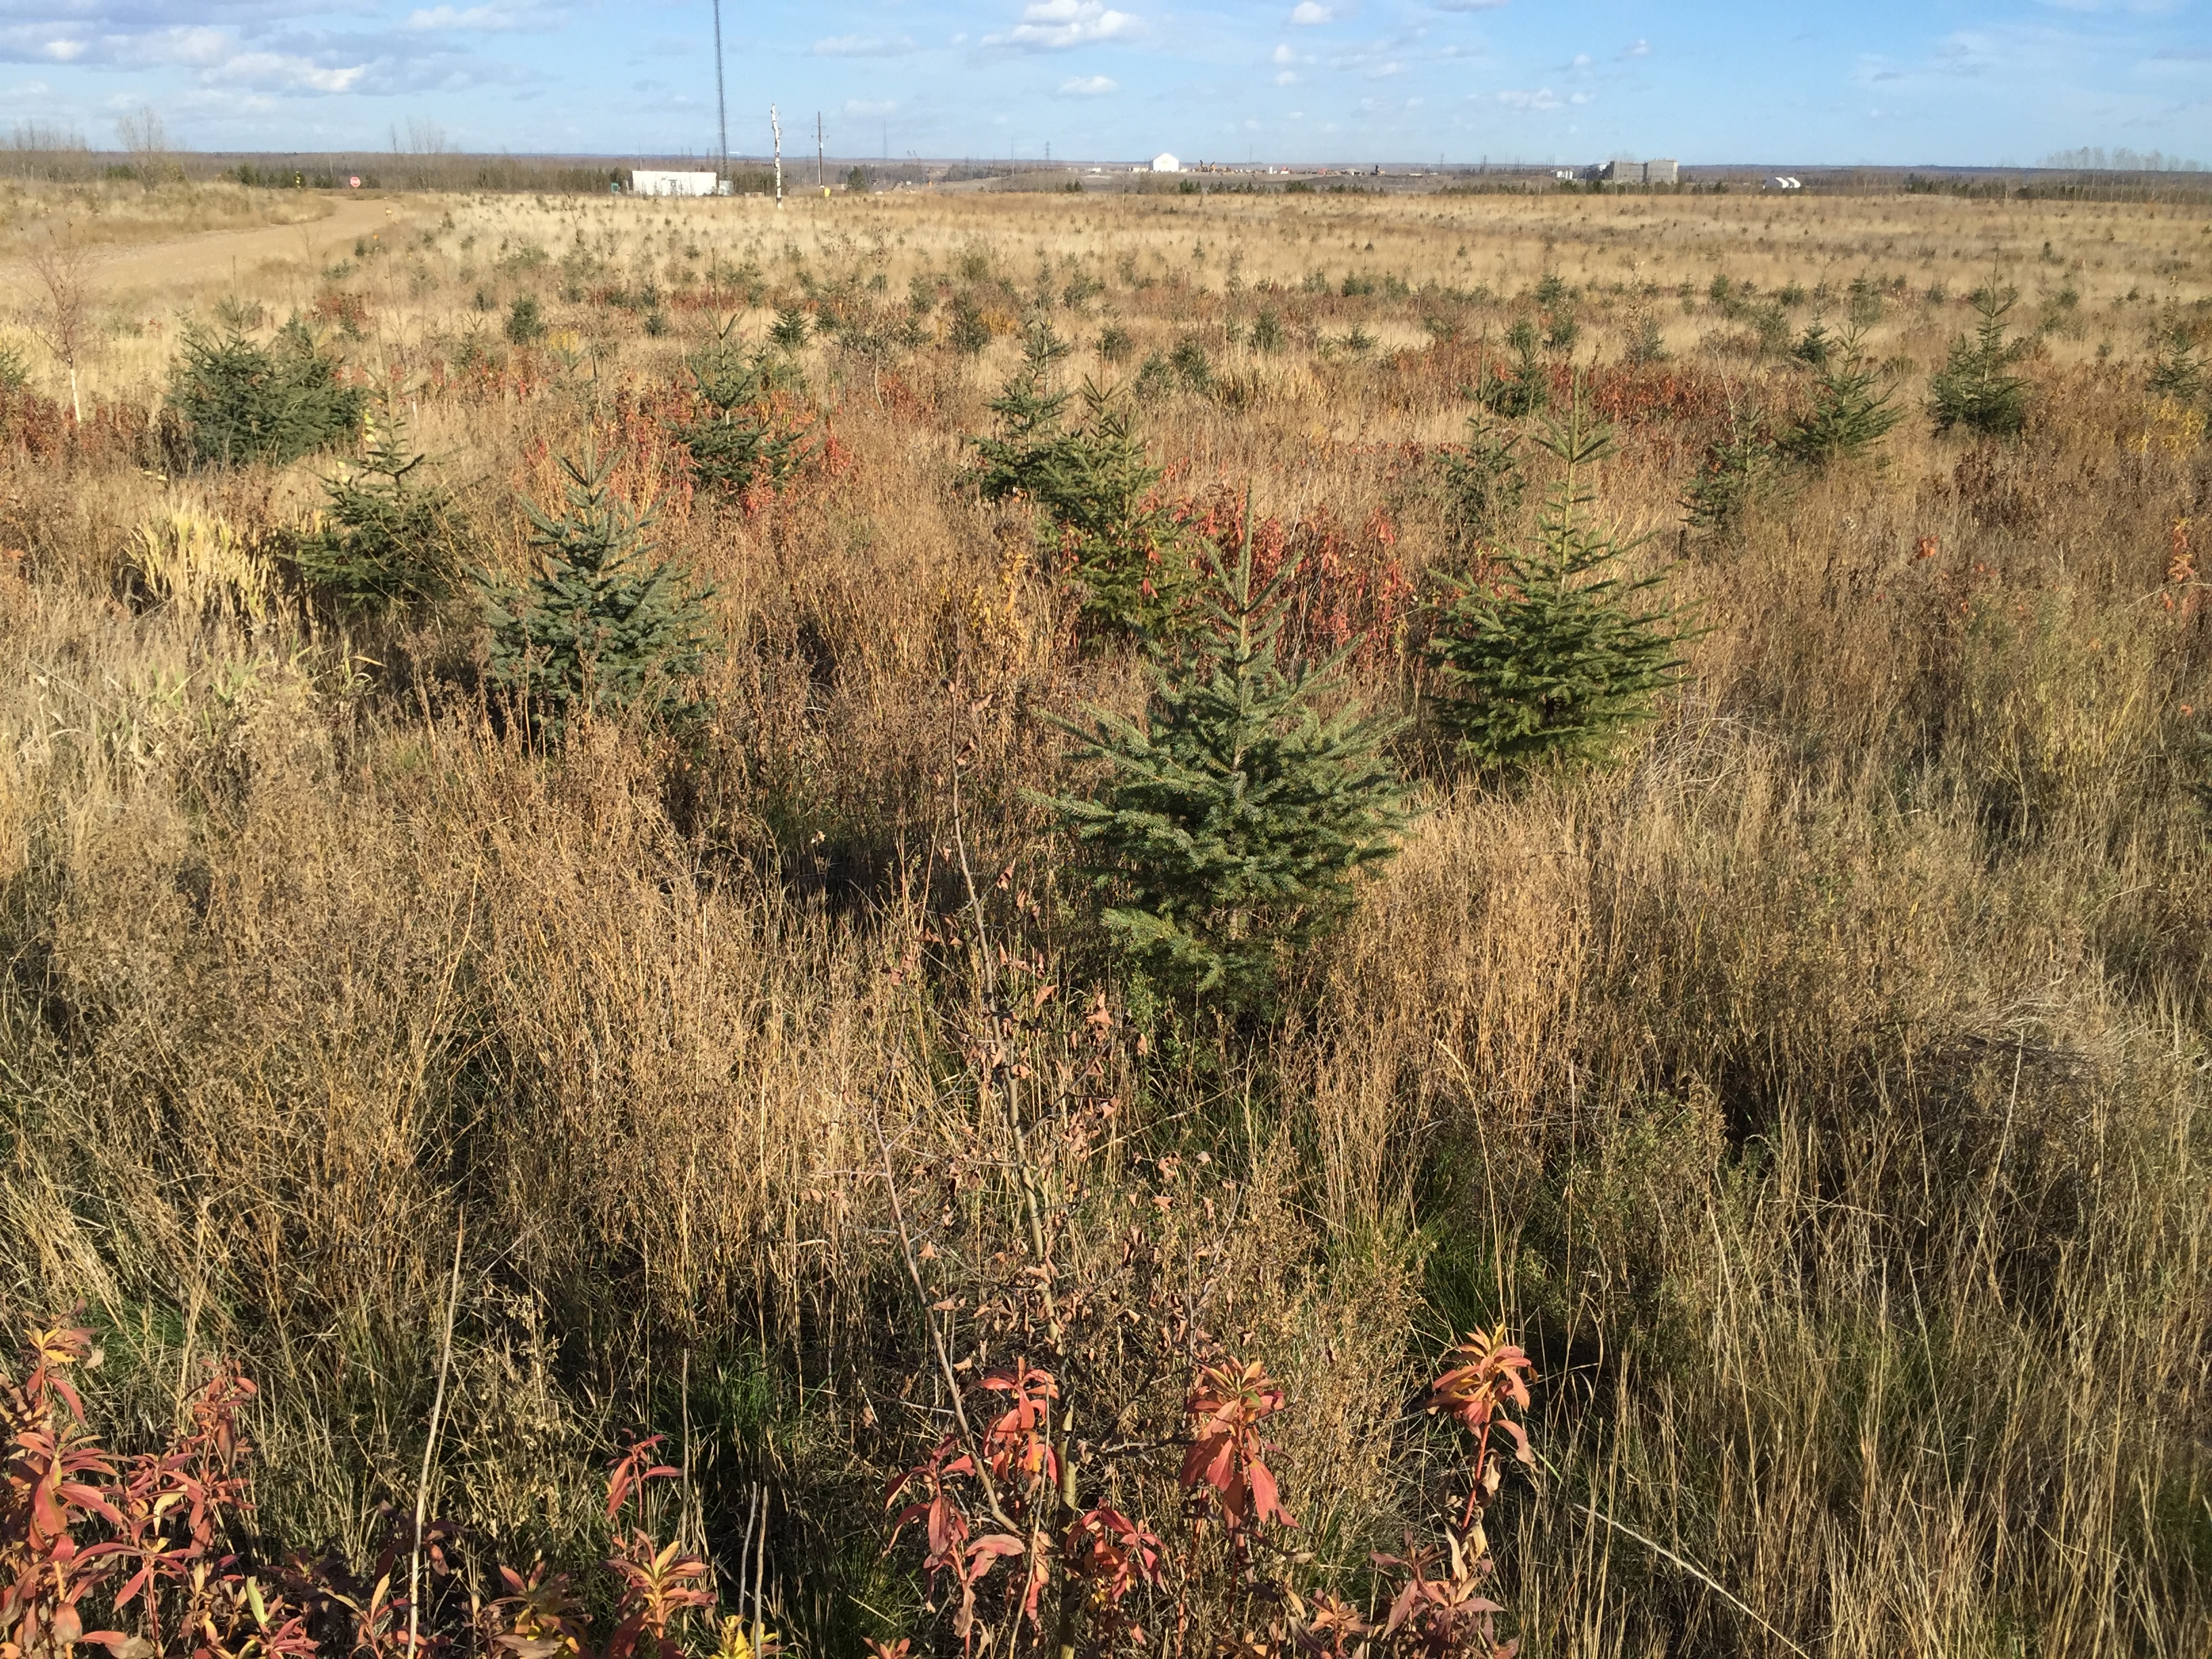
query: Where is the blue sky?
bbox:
[2,0,2207,165]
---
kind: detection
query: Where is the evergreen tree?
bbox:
[1437,410,1525,553]
[1790,314,1835,369]
[1929,284,2033,438]
[974,319,1075,501]
[295,390,462,612]
[972,331,1193,636]
[167,316,367,467]
[479,447,717,736]
[2147,326,2206,404]
[1031,385,1195,636]
[1427,392,1689,771]
[1476,319,1550,417]
[1682,398,1778,544]
[1780,322,1900,467]
[668,321,815,496]
[1043,513,1414,1008]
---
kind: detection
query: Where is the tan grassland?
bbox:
[1,174,2209,1657]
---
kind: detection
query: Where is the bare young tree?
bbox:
[115,105,169,189]
[26,234,100,424]
[391,117,450,189]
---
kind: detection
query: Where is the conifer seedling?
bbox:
[1780,321,1900,467]
[1683,397,1778,544]
[1428,390,1690,771]
[972,323,1193,637]
[480,446,717,737]
[295,390,462,612]
[1042,505,1414,1008]
[1438,411,1526,554]
[669,320,815,496]
[1929,283,2034,438]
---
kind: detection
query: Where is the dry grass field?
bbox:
[2,173,2209,1659]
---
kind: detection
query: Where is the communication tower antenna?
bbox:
[711,0,728,187]
[771,106,783,205]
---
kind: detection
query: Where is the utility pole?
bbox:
[817,112,824,190]
[711,0,728,190]
[771,106,783,206]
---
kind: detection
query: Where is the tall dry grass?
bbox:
[0,178,2207,1654]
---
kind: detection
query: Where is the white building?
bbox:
[1151,152,1181,173]
[1589,158,1678,186]
[630,169,723,197]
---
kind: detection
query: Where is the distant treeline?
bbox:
[1,125,786,195]
[2042,146,2206,173]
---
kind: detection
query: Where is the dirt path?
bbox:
[4,194,419,304]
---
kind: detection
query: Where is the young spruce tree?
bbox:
[1427,391,1689,771]
[295,390,462,612]
[668,320,815,496]
[1779,321,1900,468]
[975,319,1075,499]
[975,322,1193,636]
[1682,397,1778,545]
[1043,510,1414,1009]
[167,316,367,467]
[1437,410,1526,553]
[480,447,716,737]
[2147,325,2206,405]
[1929,283,2034,438]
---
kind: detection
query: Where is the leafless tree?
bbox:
[391,117,451,190]
[115,105,169,189]
[26,234,100,424]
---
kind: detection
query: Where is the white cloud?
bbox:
[1290,2,1333,24]
[1272,42,1295,63]
[209,51,368,92]
[1622,37,1650,58]
[1497,85,1562,109]
[1060,73,1116,92]
[405,5,533,31]
[984,0,1142,50]
[1274,68,1296,83]
[813,34,918,56]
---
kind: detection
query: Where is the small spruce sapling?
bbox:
[1035,385,1195,636]
[974,319,1074,501]
[1476,319,1550,417]
[975,332,1194,636]
[1779,321,1900,467]
[2147,326,2206,404]
[295,390,463,612]
[1437,411,1525,554]
[1042,506,1413,1006]
[1929,283,2033,438]
[1427,390,1690,771]
[668,320,816,496]
[167,316,368,467]
[1682,397,1778,544]
[480,446,717,735]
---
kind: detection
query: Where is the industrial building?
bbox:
[1587,158,1678,186]
[629,169,725,197]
